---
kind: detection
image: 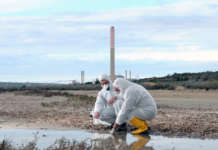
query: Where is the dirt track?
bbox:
[0,90,217,138]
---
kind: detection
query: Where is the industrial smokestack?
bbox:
[125,70,128,80]
[129,70,131,80]
[81,71,85,84]
[110,26,115,81]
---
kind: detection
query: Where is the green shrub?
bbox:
[142,83,175,90]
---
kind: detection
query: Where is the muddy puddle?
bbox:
[0,129,217,150]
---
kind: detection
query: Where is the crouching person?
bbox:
[92,75,123,128]
[112,78,157,134]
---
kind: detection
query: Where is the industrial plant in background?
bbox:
[75,26,132,84]
[110,26,131,81]
[81,71,85,84]
[110,26,115,81]
[125,70,132,80]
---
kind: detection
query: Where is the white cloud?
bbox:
[0,0,53,13]
[152,1,218,16]
[45,53,107,62]
[54,0,218,23]
[1,10,218,63]
[0,49,45,56]
[117,46,218,62]
[0,0,218,83]
[145,0,218,16]
[42,45,218,63]
[56,25,108,33]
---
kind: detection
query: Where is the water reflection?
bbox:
[93,132,153,150]
[0,129,218,150]
[131,135,152,150]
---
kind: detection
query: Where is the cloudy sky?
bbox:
[1,0,218,82]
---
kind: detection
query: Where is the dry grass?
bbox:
[0,137,152,150]
[0,139,38,150]
[38,91,96,108]
[150,107,218,138]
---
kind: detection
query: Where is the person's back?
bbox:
[125,85,157,121]
[112,78,157,134]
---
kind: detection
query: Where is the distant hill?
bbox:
[1,71,218,91]
[134,71,218,90]
[0,81,101,92]
[0,82,59,88]
[137,71,218,82]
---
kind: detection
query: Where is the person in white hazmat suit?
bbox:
[112,78,157,134]
[92,75,124,127]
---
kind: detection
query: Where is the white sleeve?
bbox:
[104,91,113,103]
[104,89,118,103]
[116,88,138,124]
[94,91,106,114]
[116,95,124,101]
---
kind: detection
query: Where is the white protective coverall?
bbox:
[113,78,157,125]
[93,75,123,125]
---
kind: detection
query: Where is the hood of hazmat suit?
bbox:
[98,74,112,91]
[99,74,110,81]
[113,78,135,97]
[99,74,112,83]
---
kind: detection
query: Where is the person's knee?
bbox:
[99,115,115,124]
[127,109,155,122]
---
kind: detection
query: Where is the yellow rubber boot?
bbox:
[131,135,150,150]
[130,117,148,134]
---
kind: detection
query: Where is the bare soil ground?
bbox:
[0,90,217,138]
